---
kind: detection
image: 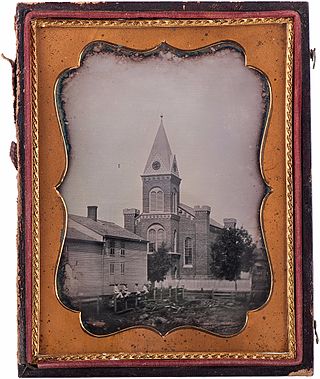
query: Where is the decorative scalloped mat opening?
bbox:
[55,41,271,337]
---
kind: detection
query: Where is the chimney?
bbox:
[123,208,140,233]
[223,218,237,229]
[87,206,98,221]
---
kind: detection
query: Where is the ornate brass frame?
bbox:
[28,16,295,364]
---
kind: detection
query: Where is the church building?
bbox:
[123,117,236,280]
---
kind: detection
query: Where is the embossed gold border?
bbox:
[29,17,295,363]
[30,19,41,361]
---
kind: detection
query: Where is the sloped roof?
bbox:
[179,203,223,229]
[210,218,224,229]
[179,203,195,216]
[143,117,180,177]
[69,214,147,242]
[66,227,100,242]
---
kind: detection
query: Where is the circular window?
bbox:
[152,161,161,170]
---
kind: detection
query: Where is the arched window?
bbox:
[173,230,177,253]
[148,229,156,252]
[150,191,157,211]
[147,225,166,252]
[149,188,164,212]
[172,189,178,213]
[157,229,165,247]
[184,237,193,266]
[156,191,164,211]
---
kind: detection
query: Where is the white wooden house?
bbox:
[62,206,148,301]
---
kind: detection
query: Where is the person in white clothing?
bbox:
[122,284,130,297]
[142,284,149,294]
[113,284,123,299]
[134,283,141,295]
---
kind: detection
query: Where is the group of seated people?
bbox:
[113,283,150,299]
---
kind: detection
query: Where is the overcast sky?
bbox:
[59,46,268,240]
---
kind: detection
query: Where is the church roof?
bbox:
[69,214,148,243]
[179,203,223,229]
[143,116,180,177]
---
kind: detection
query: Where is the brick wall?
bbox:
[178,212,196,278]
[123,208,140,233]
[194,206,211,277]
[141,175,180,213]
[136,213,180,252]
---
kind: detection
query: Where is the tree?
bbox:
[210,227,256,289]
[147,242,172,285]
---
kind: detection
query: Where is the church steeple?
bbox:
[143,116,180,177]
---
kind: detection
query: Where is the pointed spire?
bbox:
[143,116,179,177]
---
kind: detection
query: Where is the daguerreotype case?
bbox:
[15,1,313,377]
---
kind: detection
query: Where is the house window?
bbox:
[149,188,164,212]
[120,241,125,256]
[109,240,115,256]
[148,225,166,252]
[184,237,193,266]
[110,263,115,275]
[120,263,125,275]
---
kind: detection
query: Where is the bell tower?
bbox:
[141,116,181,215]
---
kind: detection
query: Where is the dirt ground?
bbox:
[81,296,250,336]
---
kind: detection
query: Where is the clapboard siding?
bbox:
[68,241,102,254]
[65,239,147,298]
[67,247,103,297]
